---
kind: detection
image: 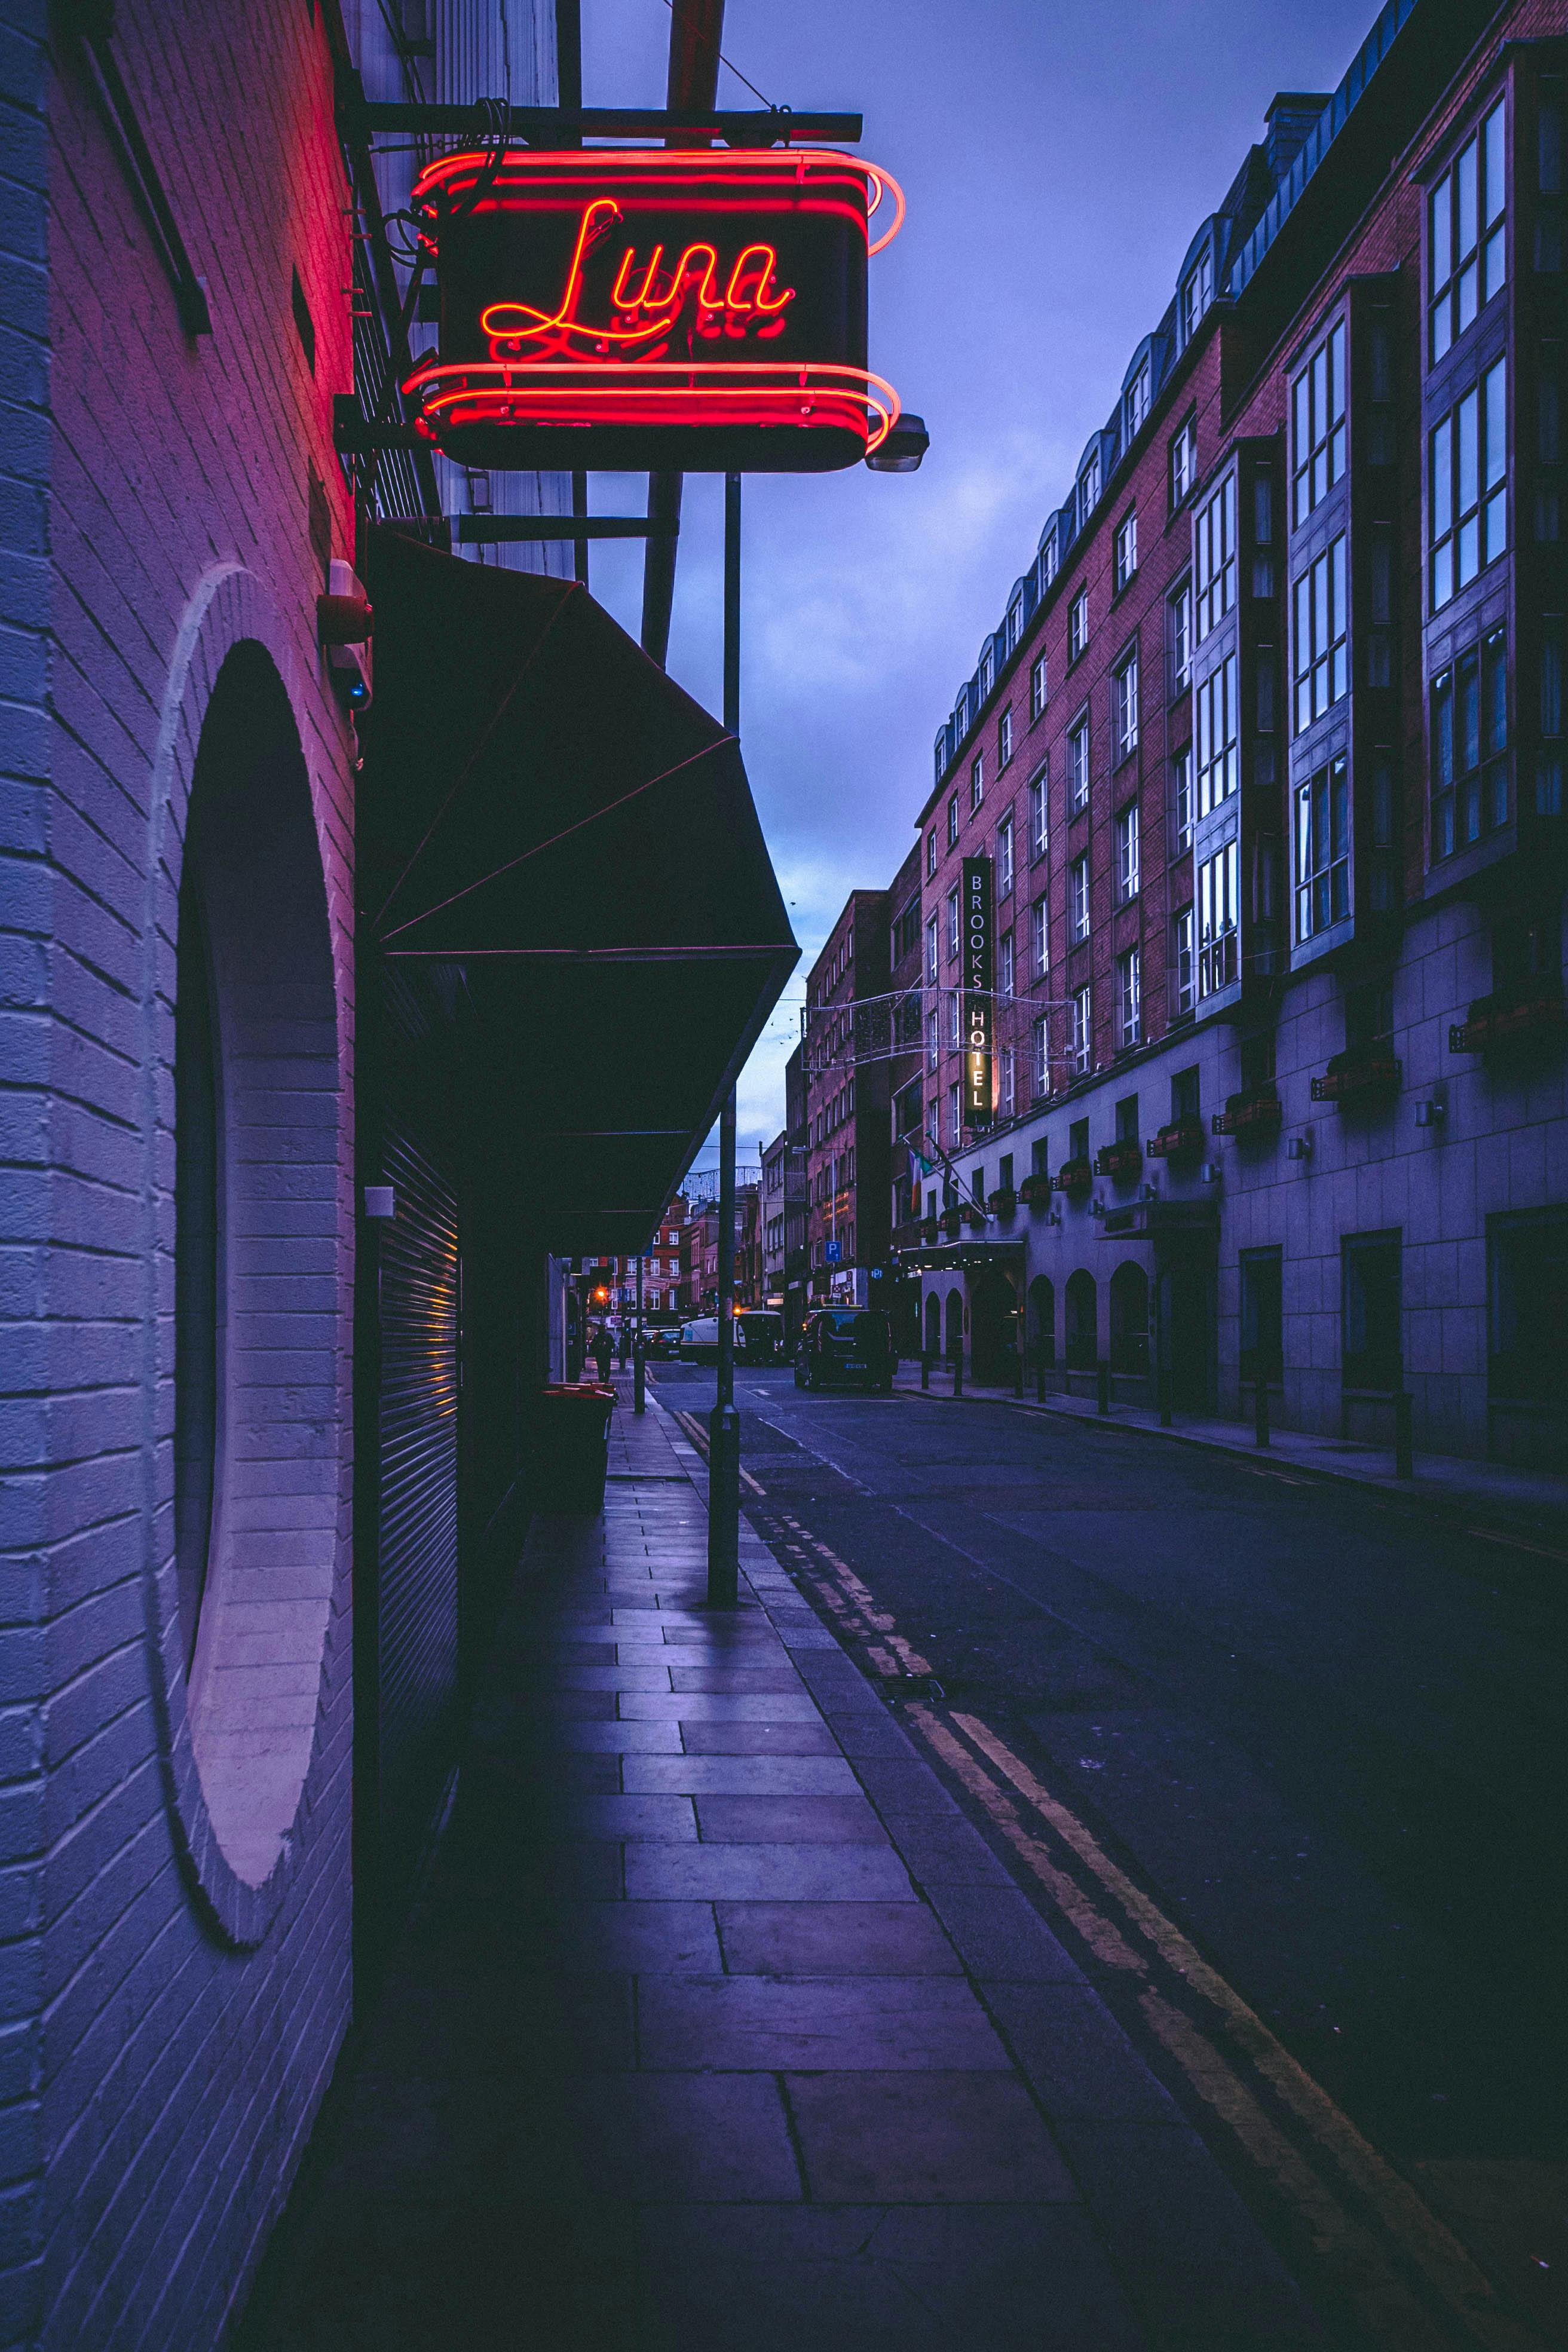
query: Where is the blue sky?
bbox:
[577,0,1382,1167]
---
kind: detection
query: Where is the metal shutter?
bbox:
[376,1126,461,1855]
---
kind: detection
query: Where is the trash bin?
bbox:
[529,1382,616,1512]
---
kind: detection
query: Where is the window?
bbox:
[1039,528,1059,592]
[1071,984,1092,1076]
[1172,744,1193,851]
[948,1080,961,1144]
[1291,320,1347,526]
[1195,652,1238,814]
[1031,898,1048,978]
[1170,413,1197,507]
[1174,904,1195,1015]
[933,730,948,789]
[999,708,1013,768]
[970,753,984,813]
[1000,1045,1016,1116]
[946,886,960,960]
[948,795,960,847]
[1429,357,1508,610]
[1295,754,1350,939]
[999,930,1015,998]
[1116,801,1140,902]
[1254,468,1275,597]
[1114,510,1138,592]
[1429,97,1506,363]
[1539,614,1563,816]
[1240,1248,1284,1385]
[1293,535,1349,730]
[1114,648,1140,761]
[979,644,995,700]
[1118,947,1141,1049]
[999,814,1015,898]
[1033,1014,1049,1097]
[1343,1232,1402,1393]
[1432,626,1509,855]
[1028,764,1048,860]
[1181,247,1212,342]
[926,829,938,878]
[948,989,961,1048]
[1006,593,1024,654]
[927,1004,938,1069]
[894,895,921,966]
[1168,578,1192,696]
[1126,358,1150,439]
[1069,853,1090,944]
[1069,586,1089,662]
[1193,475,1236,642]
[1079,451,1101,531]
[1030,654,1048,721]
[1068,713,1091,811]
[1198,837,1239,996]
[926,914,938,984]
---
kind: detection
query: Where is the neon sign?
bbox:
[404,147,904,472]
[962,857,994,1127]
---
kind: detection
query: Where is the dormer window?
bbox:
[1429,97,1506,365]
[1126,359,1151,439]
[1039,531,1059,590]
[1079,452,1101,531]
[933,729,948,788]
[1006,594,1024,653]
[979,644,995,699]
[1182,249,1213,342]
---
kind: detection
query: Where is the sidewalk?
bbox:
[894,1375,1568,1546]
[242,1388,1328,2351]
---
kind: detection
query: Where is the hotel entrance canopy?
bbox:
[360,525,797,1253]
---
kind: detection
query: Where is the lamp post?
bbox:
[707,473,743,1606]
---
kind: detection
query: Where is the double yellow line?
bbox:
[908,1704,1540,2352]
[762,1508,1539,2352]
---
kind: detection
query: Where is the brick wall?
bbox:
[0,5,360,2345]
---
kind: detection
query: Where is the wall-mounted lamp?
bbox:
[1200,1161,1223,1186]
[1087,1197,1105,1218]
[1047,1206,1062,1227]
[1286,1135,1312,1162]
[1138,1182,1159,1203]
[1414,1098,1446,1129]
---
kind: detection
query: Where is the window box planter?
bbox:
[1147,1117,1205,1161]
[1212,1084,1282,1140]
[892,1218,926,1251]
[1094,1140,1143,1181]
[921,1217,940,1245]
[1053,1157,1094,1196]
[959,1199,989,1228]
[1449,988,1566,1054]
[1311,1046,1401,1104]
[939,1208,963,1238]
[1018,1172,1054,1209]
[987,1187,1018,1215]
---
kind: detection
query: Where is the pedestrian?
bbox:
[592,1324,614,1386]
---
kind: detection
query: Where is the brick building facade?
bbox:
[896,0,1568,1464]
[801,890,897,1309]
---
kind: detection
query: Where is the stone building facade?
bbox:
[899,0,1568,1465]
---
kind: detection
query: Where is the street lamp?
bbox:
[865,413,929,473]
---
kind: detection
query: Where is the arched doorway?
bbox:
[1028,1275,1055,1369]
[1065,1269,1097,1370]
[944,1288,964,1362]
[1109,1261,1150,1376]
[924,1291,941,1357]
[970,1269,1018,1385]
[1160,1255,1216,1410]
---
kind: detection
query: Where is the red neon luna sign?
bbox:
[404,148,904,473]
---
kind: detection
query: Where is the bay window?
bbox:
[1194,474,1236,642]
[1429,97,1507,363]
[1432,626,1509,855]
[1196,652,1239,815]
[1291,319,1346,526]
[1294,754,1350,939]
[1198,838,1239,996]
[1429,357,1508,610]
[1293,535,1349,729]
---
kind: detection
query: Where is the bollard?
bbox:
[921,1352,932,1391]
[952,1350,964,1398]
[1158,1365,1173,1426]
[1253,1376,1270,1447]
[633,1334,647,1417]
[1036,1351,1047,1404]
[1013,1348,1025,1399]
[1097,1361,1111,1416]
[1394,1389,1414,1480]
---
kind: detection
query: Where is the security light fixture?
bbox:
[1200,1160,1223,1184]
[865,412,930,473]
[1286,1135,1313,1160]
[1415,1098,1446,1128]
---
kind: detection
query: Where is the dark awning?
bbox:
[360,525,797,1254]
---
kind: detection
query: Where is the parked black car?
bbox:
[794,1307,895,1393]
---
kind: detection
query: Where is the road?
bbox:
[651,1362,1568,2349]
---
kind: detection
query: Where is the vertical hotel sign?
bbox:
[961,856,993,1126]
[403,148,905,473]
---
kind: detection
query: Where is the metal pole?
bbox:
[1097,1360,1111,1416]
[634,1246,647,1414]
[1394,1389,1414,1480]
[707,473,743,1606]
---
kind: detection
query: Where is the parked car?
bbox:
[645,1325,683,1359]
[794,1308,895,1393]
[734,1310,785,1363]
[678,1318,721,1363]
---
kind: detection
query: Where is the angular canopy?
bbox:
[361,525,797,1253]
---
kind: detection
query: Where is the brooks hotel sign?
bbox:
[961,856,993,1126]
[403,146,905,472]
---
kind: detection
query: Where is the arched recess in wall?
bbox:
[924,1291,941,1356]
[1065,1269,1098,1370]
[1109,1261,1151,1376]
[945,1289,964,1359]
[146,586,348,1950]
[1028,1275,1055,1367]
